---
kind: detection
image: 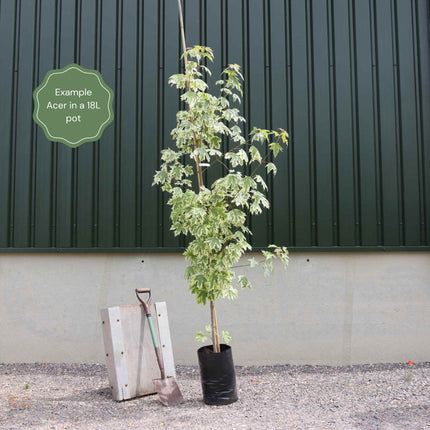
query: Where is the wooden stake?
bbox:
[177,0,204,191]
[210,301,220,353]
[177,0,219,352]
[177,0,187,65]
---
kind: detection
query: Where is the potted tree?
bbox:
[153,45,289,405]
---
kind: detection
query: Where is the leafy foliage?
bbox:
[153,46,289,344]
[196,324,232,344]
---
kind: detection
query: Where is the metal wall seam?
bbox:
[49,0,61,248]
[77,0,97,248]
[270,0,289,247]
[0,2,13,247]
[264,0,274,246]
[71,0,81,248]
[135,0,143,249]
[29,0,41,248]
[307,0,317,246]
[328,0,339,246]
[349,0,361,246]
[8,0,21,248]
[243,0,252,244]
[390,0,405,246]
[114,0,122,247]
[157,0,166,246]
[286,0,295,246]
[369,0,383,246]
[412,0,427,245]
[156,0,163,247]
[93,0,102,248]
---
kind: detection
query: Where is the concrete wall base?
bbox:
[0,252,429,365]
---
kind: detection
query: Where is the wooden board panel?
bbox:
[155,301,176,379]
[101,301,176,401]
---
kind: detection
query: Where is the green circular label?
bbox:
[33,64,114,148]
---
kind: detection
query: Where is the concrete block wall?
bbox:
[0,252,429,365]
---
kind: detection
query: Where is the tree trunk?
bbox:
[210,301,220,353]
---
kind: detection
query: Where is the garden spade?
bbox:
[135,288,184,406]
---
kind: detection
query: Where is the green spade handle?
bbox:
[135,288,165,378]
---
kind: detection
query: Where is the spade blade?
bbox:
[153,376,184,406]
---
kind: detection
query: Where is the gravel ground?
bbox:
[0,362,429,429]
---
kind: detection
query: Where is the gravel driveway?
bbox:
[0,362,429,429]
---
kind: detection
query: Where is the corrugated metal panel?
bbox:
[0,0,429,252]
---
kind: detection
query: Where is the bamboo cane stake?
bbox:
[177,0,187,65]
[177,0,219,353]
[177,0,204,191]
[210,301,221,353]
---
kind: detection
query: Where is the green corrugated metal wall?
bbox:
[0,0,429,252]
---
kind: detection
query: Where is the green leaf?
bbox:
[171,165,183,180]
[199,64,212,75]
[266,162,277,175]
[237,275,252,289]
[190,78,208,92]
[233,190,250,207]
[225,151,243,168]
[250,127,268,143]
[249,146,262,163]
[195,331,207,342]
[206,237,223,251]
[263,262,272,277]
[193,147,210,161]
[237,149,249,163]
[232,93,241,104]
[228,209,246,226]
[161,148,180,162]
[248,257,258,268]
[222,331,232,343]
[254,175,268,191]
[208,148,222,157]
[168,74,186,89]
[262,250,275,260]
[223,108,239,122]
[274,128,289,144]
[153,170,168,185]
[243,176,257,191]
[225,286,238,300]
[194,274,207,286]
[226,173,240,189]
[269,141,283,157]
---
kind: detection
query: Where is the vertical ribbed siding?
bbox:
[416,0,430,246]
[0,0,428,251]
[0,0,16,248]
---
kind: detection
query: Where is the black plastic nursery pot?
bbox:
[197,344,238,405]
